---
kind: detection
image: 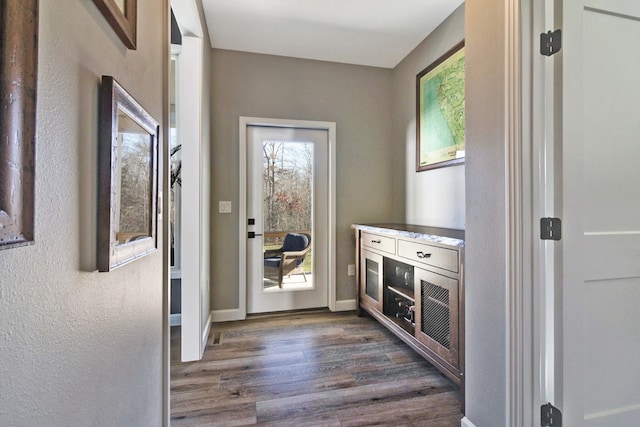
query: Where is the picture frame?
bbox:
[0,0,38,250]
[416,41,465,172]
[97,76,159,272]
[92,0,137,49]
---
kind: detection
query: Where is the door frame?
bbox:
[170,0,211,364]
[238,117,337,319]
[505,0,540,425]
[505,0,531,424]
[510,0,555,425]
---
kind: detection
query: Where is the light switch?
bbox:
[219,201,232,213]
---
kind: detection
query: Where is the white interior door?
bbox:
[556,2,640,424]
[246,125,329,314]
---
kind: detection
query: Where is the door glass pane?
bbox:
[262,140,313,291]
[365,258,379,301]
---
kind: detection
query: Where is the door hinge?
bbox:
[541,402,562,426]
[540,217,562,241]
[540,29,562,56]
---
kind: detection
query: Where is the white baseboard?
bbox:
[461,416,476,427]
[210,302,355,323]
[170,313,181,327]
[334,299,357,311]
[210,308,245,323]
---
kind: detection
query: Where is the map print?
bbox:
[418,47,465,168]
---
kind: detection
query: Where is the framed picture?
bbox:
[97,76,159,272]
[92,0,137,49]
[0,0,38,250]
[416,41,465,172]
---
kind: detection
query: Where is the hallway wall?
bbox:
[0,0,167,425]
[464,0,509,424]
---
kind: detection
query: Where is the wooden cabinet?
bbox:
[361,231,396,255]
[353,224,465,387]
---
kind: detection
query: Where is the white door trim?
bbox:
[506,0,525,424]
[166,1,205,424]
[178,35,208,362]
[507,0,538,425]
[238,117,337,319]
[172,0,211,363]
[514,0,557,425]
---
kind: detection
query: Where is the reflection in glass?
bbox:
[169,56,181,271]
[116,109,152,244]
[170,126,180,266]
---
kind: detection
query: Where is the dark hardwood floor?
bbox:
[171,310,463,426]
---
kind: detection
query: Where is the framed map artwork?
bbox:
[416,41,465,172]
[97,76,159,271]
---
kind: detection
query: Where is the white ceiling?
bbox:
[201,0,464,69]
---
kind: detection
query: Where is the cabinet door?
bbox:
[414,267,459,369]
[360,249,383,312]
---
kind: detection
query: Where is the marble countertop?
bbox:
[352,223,465,248]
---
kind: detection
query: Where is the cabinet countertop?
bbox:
[352,223,465,248]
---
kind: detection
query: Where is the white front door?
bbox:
[554,2,640,424]
[246,124,330,314]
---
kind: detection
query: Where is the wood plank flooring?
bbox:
[171,310,463,426]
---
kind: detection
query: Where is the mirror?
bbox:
[97,76,159,272]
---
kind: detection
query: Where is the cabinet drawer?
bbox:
[398,239,458,273]
[361,232,396,255]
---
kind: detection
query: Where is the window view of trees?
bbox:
[118,131,152,238]
[262,141,312,234]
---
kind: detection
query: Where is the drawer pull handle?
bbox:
[416,251,431,259]
[371,239,381,244]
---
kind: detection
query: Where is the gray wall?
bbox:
[210,50,395,308]
[392,5,466,230]
[465,0,508,424]
[0,0,166,426]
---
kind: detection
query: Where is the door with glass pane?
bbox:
[246,125,329,314]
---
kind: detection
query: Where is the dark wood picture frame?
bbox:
[416,40,465,172]
[98,76,159,272]
[0,0,38,250]
[92,0,137,49]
